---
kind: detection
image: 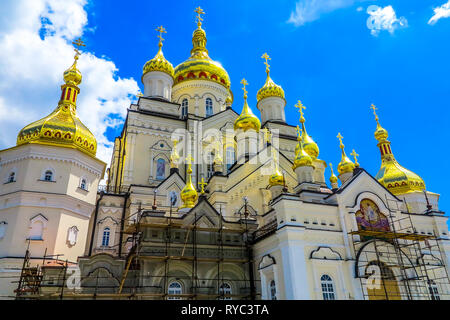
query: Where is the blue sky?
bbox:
[0,0,449,222]
[80,0,450,215]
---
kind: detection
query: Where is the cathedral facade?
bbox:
[1,8,449,300]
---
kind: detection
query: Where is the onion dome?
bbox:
[170,139,180,169]
[180,156,198,208]
[370,104,425,195]
[17,42,97,157]
[329,162,338,185]
[292,127,314,170]
[173,8,231,90]
[257,53,285,102]
[269,148,285,187]
[294,101,319,159]
[142,26,174,79]
[234,78,261,132]
[336,133,355,175]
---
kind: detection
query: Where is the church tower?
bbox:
[0,40,106,295]
[256,53,286,124]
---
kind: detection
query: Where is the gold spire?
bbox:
[17,39,97,157]
[142,25,174,79]
[292,127,314,170]
[173,7,231,89]
[371,105,425,195]
[351,149,360,168]
[234,78,261,132]
[294,125,302,156]
[170,139,180,169]
[294,100,319,159]
[198,177,207,194]
[336,133,355,175]
[329,162,338,185]
[180,156,198,208]
[257,53,285,102]
[269,148,285,187]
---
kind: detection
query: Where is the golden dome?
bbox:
[329,162,338,184]
[143,26,174,79]
[234,78,261,132]
[257,53,285,102]
[180,156,198,208]
[17,49,97,157]
[269,148,285,187]
[173,10,230,89]
[293,128,314,170]
[336,133,355,175]
[370,104,425,195]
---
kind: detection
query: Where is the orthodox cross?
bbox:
[240,78,248,98]
[263,128,272,144]
[337,132,344,149]
[194,6,205,26]
[261,52,271,73]
[155,25,167,46]
[294,100,306,120]
[370,103,380,122]
[329,163,335,175]
[351,149,360,167]
[198,177,207,194]
[72,38,85,57]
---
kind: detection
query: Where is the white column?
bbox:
[280,239,310,299]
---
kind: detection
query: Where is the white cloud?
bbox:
[428,1,450,25]
[366,5,408,36]
[287,0,359,26]
[0,0,139,166]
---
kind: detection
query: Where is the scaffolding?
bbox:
[114,197,259,300]
[349,207,450,300]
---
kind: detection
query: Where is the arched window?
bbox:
[8,172,15,183]
[320,274,335,300]
[181,99,188,118]
[67,226,79,246]
[80,178,87,190]
[219,283,232,300]
[102,227,110,247]
[205,98,213,117]
[168,281,182,300]
[44,170,53,181]
[156,158,166,180]
[226,147,235,171]
[428,280,440,300]
[270,280,277,300]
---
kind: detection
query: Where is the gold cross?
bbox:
[370,103,379,121]
[337,132,344,147]
[240,78,248,98]
[261,52,271,72]
[329,162,335,175]
[186,155,194,165]
[296,125,302,140]
[263,128,272,144]
[194,6,205,26]
[72,38,85,56]
[351,149,359,166]
[155,25,167,45]
[294,100,306,119]
[198,177,207,194]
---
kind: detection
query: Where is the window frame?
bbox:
[167,281,183,300]
[205,97,213,117]
[320,274,336,300]
[102,227,111,247]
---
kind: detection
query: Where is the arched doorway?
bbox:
[365,260,401,300]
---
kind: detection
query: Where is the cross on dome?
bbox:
[156,25,167,46]
[194,6,205,26]
[261,52,271,73]
[351,149,360,167]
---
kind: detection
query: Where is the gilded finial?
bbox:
[294,100,306,123]
[296,125,302,141]
[329,162,338,185]
[263,128,272,144]
[72,38,85,59]
[198,177,207,194]
[370,103,379,123]
[194,6,205,27]
[155,25,167,48]
[337,132,344,149]
[351,149,360,167]
[261,52,271,75]
[241,78,248,99]
[371,104,389,141]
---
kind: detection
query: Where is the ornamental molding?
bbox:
[172,80,228,100]
[0,150,103,177]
